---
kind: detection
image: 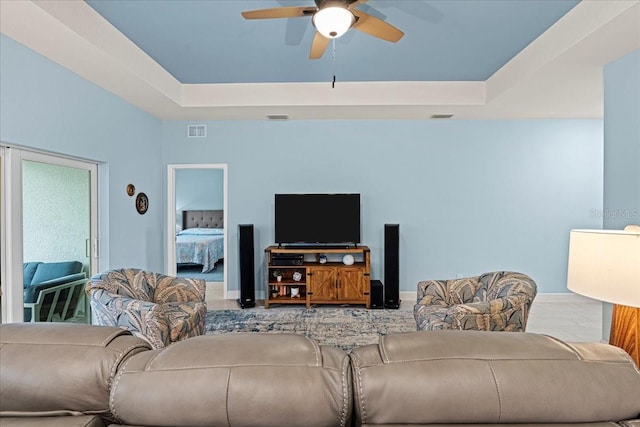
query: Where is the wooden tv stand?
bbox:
[264,245,371,309]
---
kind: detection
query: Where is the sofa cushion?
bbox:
[30,261,83,284]
[23,262,42,286]
[350,330,640,426]
[0,416,105,427]
[0,323,151,422]
[110,333,352,427]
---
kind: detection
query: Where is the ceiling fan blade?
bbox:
[309,32,330,59]
[242,6,316,20]
[348,0,369,9]
[351,10,404,42]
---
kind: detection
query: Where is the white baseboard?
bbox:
[222,291,591,304]
[534,293,598,303]
[400,291,416,304]
[225,290,411,303]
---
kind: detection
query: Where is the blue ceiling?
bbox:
[85,0,579,85]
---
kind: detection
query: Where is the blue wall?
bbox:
[175,168,224,211]
[2,33,606,296]
[602,48,640,339]
[0,34,165,272]
[604,49,640,230]
[163,119,603,295]
[175,168,224,231]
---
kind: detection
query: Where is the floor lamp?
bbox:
[567,225,640,366]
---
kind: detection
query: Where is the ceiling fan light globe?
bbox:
[312,7,354,38]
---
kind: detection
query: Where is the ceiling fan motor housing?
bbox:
[314,0,356,8]
[312,1,356,38]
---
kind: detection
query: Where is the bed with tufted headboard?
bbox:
[176,210,224,273]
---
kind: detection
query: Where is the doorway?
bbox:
[166,164,228,302]
[0,146,98,323]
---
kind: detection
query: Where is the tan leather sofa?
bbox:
[350,330,640,426]
[0,323,351,427]
[0,323,150,427]
[1,323,639,427]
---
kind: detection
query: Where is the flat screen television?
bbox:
[275,193,361,245]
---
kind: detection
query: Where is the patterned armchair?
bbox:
[414,271,537,332]
[87,268,207,349]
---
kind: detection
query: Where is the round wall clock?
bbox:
[136,192,149,215]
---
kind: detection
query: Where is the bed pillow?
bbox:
[177,228,224,236]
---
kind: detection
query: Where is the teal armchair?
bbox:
[23,261,89,322]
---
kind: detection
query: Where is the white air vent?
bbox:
[187,125,207,138]
[266,114,289,121]
[430,114,454,119]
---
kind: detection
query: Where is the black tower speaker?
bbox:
[370,280,384,309]
[384,224,400,309]
[237,224,256,309]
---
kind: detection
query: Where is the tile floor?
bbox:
[206,283,604,343]
[525,295,603,342]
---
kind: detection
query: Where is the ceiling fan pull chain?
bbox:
[331,39,337,88]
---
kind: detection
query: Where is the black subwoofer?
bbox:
[384,224,400,309]
[237,224,256,308]
[370,279,384,309]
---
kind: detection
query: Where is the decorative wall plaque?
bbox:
[136,192,148,215]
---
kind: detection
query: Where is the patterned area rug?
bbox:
[205,307,417,352]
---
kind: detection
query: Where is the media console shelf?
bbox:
[264,245,371,309]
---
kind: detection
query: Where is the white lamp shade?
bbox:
[312,7,355,39]
[567,228,640,307]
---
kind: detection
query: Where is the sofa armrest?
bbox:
[450,293,531,314]
[447,300,493,315]
[416,280,447,304]
[24,278,88,322]
[37,272,86,287]
[89,289,164,326]
[417,277,481,305]
[488,271,537,301]
[89,289,169,349]
[447,296,531,331]
[0,323,150,422]
[23,273,87,303]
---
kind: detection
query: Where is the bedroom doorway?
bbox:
[166,164,228,302]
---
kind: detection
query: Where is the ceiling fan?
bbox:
[241,0,404,59]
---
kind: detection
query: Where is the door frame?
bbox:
[0,146,22,322]
[166,163,228,298]
[0,145,98,323]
